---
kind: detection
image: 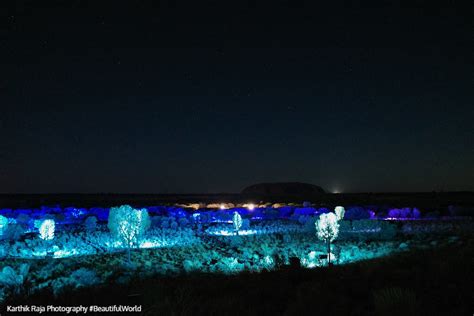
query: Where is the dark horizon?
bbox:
[0,190,473,195]
[2,1,473,194]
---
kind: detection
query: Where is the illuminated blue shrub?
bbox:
[0,215,8,236]
[294,207,317,216]
[4,223,25,240]
[149,216,161,227]
[108,205,151,250]
[84,216,98,231]
[297,215,307,225]
[214,210,232,223]
[278,206,294,217]
[178,217,189,227]
[345,207,371,220]
[317,207,331,214]
[156,216,179,230]
[387,208,421,219]
[168,208,187,218]
[0,264,29,296]
[0,209,12,217]
[338,220,352,237]
[379,221,397,239]
[170,221,178,230]
[0,244,7,258]
[183,259,203,273]
[352,220,397,240]
[261,208,280,220]
[400,208,412,218]
[213,257,244,274]
[160,218,170,229]
[65,207,83,219]
[342,220,397,241]
[298,216,318,232]
[90,207,108,221]
[16,213,30,226]
[352,219,380,234]
[5,229,101,259]
[388,209,401,218]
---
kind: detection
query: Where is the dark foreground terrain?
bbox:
[3,233,472,316]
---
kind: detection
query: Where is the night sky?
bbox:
[1,1,473,193]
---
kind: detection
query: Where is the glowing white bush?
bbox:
[108,205,150,252]
[0,215,8,236]
[233,211,242,234]
[316,212,339,265]
[335,206,345,221]
[316,212,339,242]
[39,219,55,241]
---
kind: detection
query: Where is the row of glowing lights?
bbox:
[220,203,255,211]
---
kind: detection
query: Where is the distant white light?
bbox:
[247,203,255,211]
[220,204,226,210]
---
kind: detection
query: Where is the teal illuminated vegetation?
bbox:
[0,203,472,303]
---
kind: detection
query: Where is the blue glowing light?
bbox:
[0,215,8,236]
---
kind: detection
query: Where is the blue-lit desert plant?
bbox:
[108,205,151,262]
[84,216,98,232]
[0,264,29,298]
[345,207,371,220]
[0,215,8,236]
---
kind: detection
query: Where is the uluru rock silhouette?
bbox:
[242,182,325,198]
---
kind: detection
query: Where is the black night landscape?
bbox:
[1,1,473,315]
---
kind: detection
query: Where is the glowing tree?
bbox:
[0,215,8,237]
[108,205,151,262]
[335,206,345,221]
[39,219,55,241]
[233,211,242,235]
[315,212,339,265]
